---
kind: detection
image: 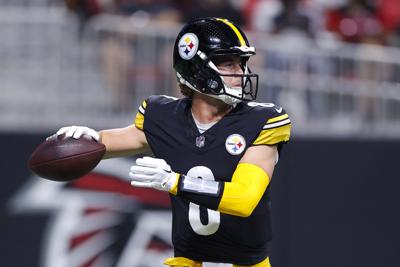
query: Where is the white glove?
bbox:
[129,156,179,192]
[54,126,100,141]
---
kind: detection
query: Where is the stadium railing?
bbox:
[1,7,399,138]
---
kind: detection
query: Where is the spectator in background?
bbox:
[114,0,181,22]
[182,0,244,26]
[65,0,181,26]
[267,1,334,121]
[242,0,329,35]
[64,0,106,31]
[75,0,182,111]
[376,0,400,46]
[243,0,284,32]
[325,0,385,45]
[273,0,313,38]
[64,0,102,20]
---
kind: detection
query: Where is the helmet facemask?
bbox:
[206,51,258,104]
[178,48,259,106]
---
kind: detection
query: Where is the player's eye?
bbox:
[219,61,236,70]
[224,62,234,67]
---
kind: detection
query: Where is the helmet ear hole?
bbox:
[188,64,205,92]
[201,65,223,94]
[207,79,220,93]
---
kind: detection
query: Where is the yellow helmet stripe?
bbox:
[216,18,246,46]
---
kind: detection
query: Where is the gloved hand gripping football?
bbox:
[129,157,179,193]
[56,126,100,141]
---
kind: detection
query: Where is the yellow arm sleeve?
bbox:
[217,163,270,217]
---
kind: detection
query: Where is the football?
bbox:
[28,134,106,181]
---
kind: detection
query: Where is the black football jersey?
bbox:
[134,95,291,265]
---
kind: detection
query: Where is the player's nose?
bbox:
[233,64,243,75]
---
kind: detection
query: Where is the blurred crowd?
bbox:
[63,0,400,47]
[1,0,397,128]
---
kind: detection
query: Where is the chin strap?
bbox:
[176,71,241,106]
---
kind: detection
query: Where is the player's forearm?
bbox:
[99,127,149,159]
[176,163,270,217]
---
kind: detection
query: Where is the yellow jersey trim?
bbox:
[216,18,246,46]
[164,257,202,267]
[134,100,147,130]
[163,256,270,267]
[267,113,289,124]
[134,112,144,130]
[234,257,271,267]
[141,99,147,109]
[218,163,270,217]
[253,123,291,145]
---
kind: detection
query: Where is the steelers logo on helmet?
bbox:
[225,134,246,155]
[178,33,199,60]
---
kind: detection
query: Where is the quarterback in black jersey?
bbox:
[55,18,291,267]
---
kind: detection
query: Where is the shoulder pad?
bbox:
[134,95,179,130]
[147,95,179,106]
[249,102,292,145]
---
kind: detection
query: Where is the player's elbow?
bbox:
[218,185,262,217]
[234,200,257,217]
[218,163,270,217]
[233,210,251,218]
[236,189,262,217]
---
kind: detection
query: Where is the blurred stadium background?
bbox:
[1,0,400,267]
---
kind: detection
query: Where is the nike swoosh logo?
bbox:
[274,106,282,113]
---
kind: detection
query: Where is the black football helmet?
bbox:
[173,17,258,105]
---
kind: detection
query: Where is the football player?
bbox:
[56,18,291,267]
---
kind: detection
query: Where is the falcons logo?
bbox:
[9,158,174,267]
